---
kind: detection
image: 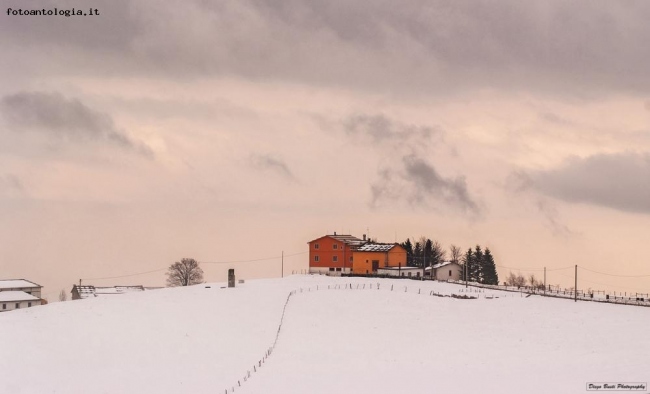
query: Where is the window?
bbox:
[2,304,5,310]
[314,243,320,249]
[449,270,452,277]
[332,256,338,262]
[335,268,341,272]
[333,244,338,250]
[401,272,405,277]
[408,272,412,277]
[15,303,20,309]
[28,302,32,307]
[329,267,335,271]
[314,255,320,262]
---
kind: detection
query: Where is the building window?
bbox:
[408,272,412,277]
[2,304,5,310]
[329,268,335,271]
[449,270,452,277]
[28,302,32,307]
[332,256,338,262]
[15,303,20,309]
[333,244,338,250]
[335,268,341,272]
[314,243,319,249]
[314,255,320,262]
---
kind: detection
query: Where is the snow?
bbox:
[0,279,41,289]
[1,275,648,394]
[357,243,397,252]
[0,291,40,302]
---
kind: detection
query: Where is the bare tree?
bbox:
[431,241,447,265]
[449,245,462,264]
[58,289,67,302]
[166,258,204,287]
[505,271,526,287]
[528,274,538,288]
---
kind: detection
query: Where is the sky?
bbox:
[1,0,650,299]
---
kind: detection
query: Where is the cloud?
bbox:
[0,92,152,156]
[343,114,438,144]
[251,154,297,181]
[0,174,24,194]
[2,0,650,96]
[529,152,650,214]
[371,154,480,215]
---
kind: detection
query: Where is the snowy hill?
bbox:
[1,275,648,394]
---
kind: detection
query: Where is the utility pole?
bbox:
[544,267,546,296]
[574,265,577,303]
[281,251,284,278]
[465,261,468,289]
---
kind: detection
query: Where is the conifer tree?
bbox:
[462,248,474,282]
[473,245,484,283]
[481,248,499,285]
[401,238,414,266]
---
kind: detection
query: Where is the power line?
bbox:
[201,251,307,264]
[82,268,167,281]
[579,266,650,278]
[80,251,308,281]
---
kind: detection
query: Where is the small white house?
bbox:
[0,291,41,312]
[377,266,423,278]
[431,261,463,281]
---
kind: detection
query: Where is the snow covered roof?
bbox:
[356,243,398,252]
[0,279,42,289]
[432,261,460,269]
[0,291,40,302]
[308,234,366,246]
[378,266,421,271]
[74,285,146,299]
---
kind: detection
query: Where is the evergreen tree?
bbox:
[401,238,414,266]
[462,248,474,282]
[481,248,499,285]
[424,239,433,268]
[413,241,423,267]
[473,245,484,283]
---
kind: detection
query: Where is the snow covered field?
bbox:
[1,275,648,394]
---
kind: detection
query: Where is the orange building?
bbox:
[308,233,366,276]
[352,243,408,275]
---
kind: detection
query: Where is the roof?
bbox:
[356,243,400,252]
[308,234,366,246]
[0,291,40,302]
[73,285,146,299]
[0,279,42,289]
[432,261,461,269]
[378,266,422,271]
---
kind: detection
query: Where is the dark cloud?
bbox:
[343,114,438,144]
[2,0,649,96]
[524,152,650,214]
[251,154,296,181]
[0,92,152,156]
[371,154,480,215]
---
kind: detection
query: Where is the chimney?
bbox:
[334,231,337,235]
[363,234,366,241]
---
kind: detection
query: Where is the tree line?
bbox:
[400,238,499,285]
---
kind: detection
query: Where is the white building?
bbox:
[71,285,154,300]
[0,279,43,312]
[0,291,41,312]
[431,261,463,281]
[377,266,423,278]
[0,279,42,298]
